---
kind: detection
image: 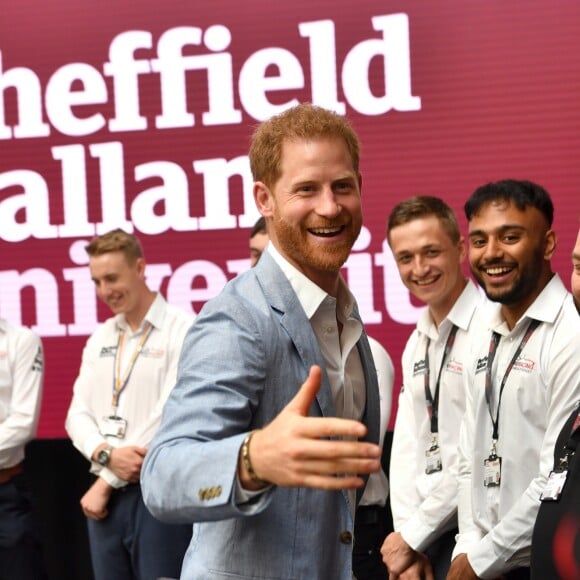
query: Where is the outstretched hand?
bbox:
[238,365,381,490]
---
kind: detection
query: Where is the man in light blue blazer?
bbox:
[141,104,383,580]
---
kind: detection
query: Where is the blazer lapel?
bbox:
[354,327,381,504]
[255,253,336,418]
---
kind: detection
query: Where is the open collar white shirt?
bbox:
[454,274,580,578]
[269,245,366,422]
[271,248,393,508]
[269,245,369,519]
[390,279,482,552]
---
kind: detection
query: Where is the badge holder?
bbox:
[540,454,569,501]
[102,414,128,439]
[483,440,501,487]
[425,435,443,474]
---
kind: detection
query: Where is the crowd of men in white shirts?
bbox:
[1,104,579,580]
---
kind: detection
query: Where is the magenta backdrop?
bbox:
[1,0,579,437]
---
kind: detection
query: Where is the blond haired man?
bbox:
[66,229,193,580]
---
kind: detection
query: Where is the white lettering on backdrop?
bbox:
[0,13,423,334]
[1,14,419,140]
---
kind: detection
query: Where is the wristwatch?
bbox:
[96,445,113,467]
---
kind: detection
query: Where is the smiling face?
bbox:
[89,251,150,326]
[468,199,556,326]
[254,137,362,295]
[389,215,466,325]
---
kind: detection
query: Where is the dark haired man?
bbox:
[448,180,580,580]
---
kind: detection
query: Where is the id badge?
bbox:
[425,445,443,474]
[540,469,568,501]
[102,415,128,439]
[483,455,502,487]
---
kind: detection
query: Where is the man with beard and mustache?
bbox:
[247,210,395,580]
[447,180,580,580]
[141,104,382,580]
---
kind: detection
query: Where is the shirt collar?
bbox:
[115,293,166,333]
[267,245,355,321]
[489,273,569,334]
[417,278,482,338]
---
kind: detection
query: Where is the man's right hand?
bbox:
[238,365,381,491]
[108,446,147,482]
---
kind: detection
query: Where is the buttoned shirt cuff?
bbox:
[466,535,505,579]
[234,475,272,504]
[399,517,436,553]
[83,433,108,464]
[95,466,127,490]
[451,530,482,561]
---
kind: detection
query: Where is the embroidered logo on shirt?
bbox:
[139,347,165,358]
[475,356,488,374]
[99,346,118,357]
[412,359,427,376]
[513,356,536,373]
[445,358,463,375]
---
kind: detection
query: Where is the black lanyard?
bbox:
[485,319,541,442]
[558,403,580,468]
[424,324,459,434]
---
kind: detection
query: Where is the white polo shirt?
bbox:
[454,274,580,578]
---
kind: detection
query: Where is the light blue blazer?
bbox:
[141,252,380,579]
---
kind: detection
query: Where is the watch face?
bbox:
[98,449,110,466]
